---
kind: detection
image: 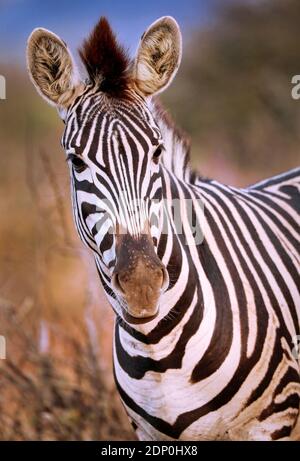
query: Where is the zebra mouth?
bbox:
[122,308,158,324]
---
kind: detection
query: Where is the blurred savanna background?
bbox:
[0,0,300,440]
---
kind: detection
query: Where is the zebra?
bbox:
[26,16,300,440]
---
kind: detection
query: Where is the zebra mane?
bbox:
[78,17,131,98]
[151,99,193,182]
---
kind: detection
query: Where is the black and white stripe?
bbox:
[62,91,300,441]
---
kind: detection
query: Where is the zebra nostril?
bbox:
[111,273,125,294]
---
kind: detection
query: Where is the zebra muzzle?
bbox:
[111,233,169,323]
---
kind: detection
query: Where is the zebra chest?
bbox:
[112,323,234,440]
[114,362,190,439]
[114,358,238,441]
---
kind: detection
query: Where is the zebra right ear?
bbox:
[27,28,83,109]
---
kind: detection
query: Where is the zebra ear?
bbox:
[133,16,182,97]
[27,28,82,109]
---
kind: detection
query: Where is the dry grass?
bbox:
[0,118,135,439]
[0,299,134,441]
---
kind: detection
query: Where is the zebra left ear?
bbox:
[133,16,182,97]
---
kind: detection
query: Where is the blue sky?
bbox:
[0,0,213,67]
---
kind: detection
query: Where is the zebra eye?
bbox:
[152,146,163,164]
[68,154,87,173]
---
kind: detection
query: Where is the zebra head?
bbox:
[27,16,182,324]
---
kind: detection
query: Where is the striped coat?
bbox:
[113,149,300,440]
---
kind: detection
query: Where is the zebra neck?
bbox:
[152,99,192,183]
